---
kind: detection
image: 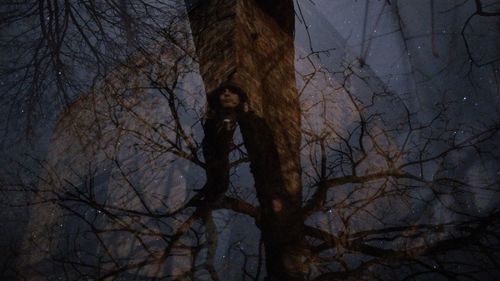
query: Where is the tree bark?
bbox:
[187,0,305,279]
[238,112,305,281]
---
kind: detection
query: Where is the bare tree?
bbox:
[1,0,499,280]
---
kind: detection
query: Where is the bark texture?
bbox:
[187,0,305,279]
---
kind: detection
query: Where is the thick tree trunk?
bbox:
[200,110,305,280]
[238,112,305,280]
[187,0,305,279]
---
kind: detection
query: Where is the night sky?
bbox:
[1,1,499,280]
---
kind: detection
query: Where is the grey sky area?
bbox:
[1,0,499,280]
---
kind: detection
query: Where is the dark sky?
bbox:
[1,1,499,280]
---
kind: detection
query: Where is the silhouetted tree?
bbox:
[1,1,499,280]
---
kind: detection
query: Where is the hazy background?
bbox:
[1,0,499,279]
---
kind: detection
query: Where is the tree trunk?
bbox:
[238,112,305,280]
[187,0,305,279]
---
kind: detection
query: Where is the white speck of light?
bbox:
[463,96,467,101]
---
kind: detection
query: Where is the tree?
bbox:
[1,0,499,280]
